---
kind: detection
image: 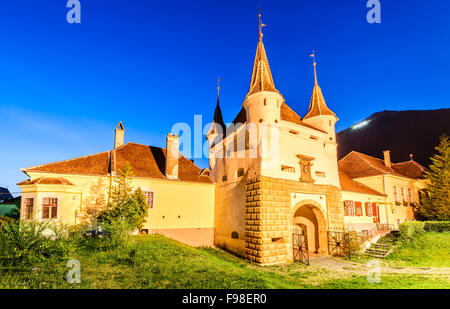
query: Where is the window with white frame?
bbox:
[393,186,398,202]
[408,188,413,202]
[365,202,373,216]
[344,200,355,216]
[143,191,154,209]
[401,187,406,201]
[42,197,58,219]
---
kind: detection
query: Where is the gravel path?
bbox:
[309,256,450,276]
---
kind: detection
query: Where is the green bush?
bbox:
[96,219,133,251]
[0,216,17,228]
[399,221,425,239]
[0,221,81,266]
[423,221,450,232]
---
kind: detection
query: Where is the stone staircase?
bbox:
[365,231,400,258]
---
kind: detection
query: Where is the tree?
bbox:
[98,162,148,232]
[417,135,450,221]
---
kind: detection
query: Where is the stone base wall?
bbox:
[245,176,344,265]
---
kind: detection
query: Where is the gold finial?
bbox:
[310,50,318,85]
[217,76,221,97]
[258,7,266,40]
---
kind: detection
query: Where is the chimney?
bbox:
[383,150,391,168]
[165,133,179,179]
[114,122,125,149]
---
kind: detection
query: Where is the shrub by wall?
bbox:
[423,221,450,232]
[399,221,425,239]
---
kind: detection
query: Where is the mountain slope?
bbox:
[336,109,450,167]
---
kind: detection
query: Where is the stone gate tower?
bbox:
[208,13,345,265]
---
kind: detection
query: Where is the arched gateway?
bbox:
[292,200,328,255]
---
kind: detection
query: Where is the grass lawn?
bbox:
[350,232,450,269]
[384,232,450,268]
[0,235,448,289]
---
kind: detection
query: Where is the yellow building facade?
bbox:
[17,16,429,265]
[19,130,216,247]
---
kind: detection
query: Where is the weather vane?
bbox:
[258,6,267,39]
[310,50,316,65]
[310,50,318,84]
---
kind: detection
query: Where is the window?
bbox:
[355,202,363,216]
[281,165,295,173]
[222,175,227,182]
[245,130,250,150]
[289,130,299,135]
[344,200,355,216]
[315,171,325,178]
[143,191,154,209]
[365,202,373,216]
[231,231,239,239]
[393,186,398,202]
[25,198,34,220]
[310,136,318,140]
[236,168,244,177]
[42,197,58,219]
[401,187,406,201]
[408,188,413,202]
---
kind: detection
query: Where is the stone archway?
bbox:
[292,200,328,255]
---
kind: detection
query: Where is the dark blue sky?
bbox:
[1,0,449,194]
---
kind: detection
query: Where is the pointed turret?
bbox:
[302,53,338,139]
[243,12,283,126]
[207,79,226,144]
[246,14,278,98]
[212,87,226,134]
[303,55,336,120]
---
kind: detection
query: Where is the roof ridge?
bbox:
[394,160,427,171]
[353,152,390,175]
[24,149,111,171]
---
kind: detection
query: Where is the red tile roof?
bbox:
[339,172,385,196]
[392,161,427,179]
[17,177,74,186]
[338,151,427,180]
[23,143,213,184]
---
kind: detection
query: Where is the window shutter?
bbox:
[372,203,377,216]
[355,202,362,216]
